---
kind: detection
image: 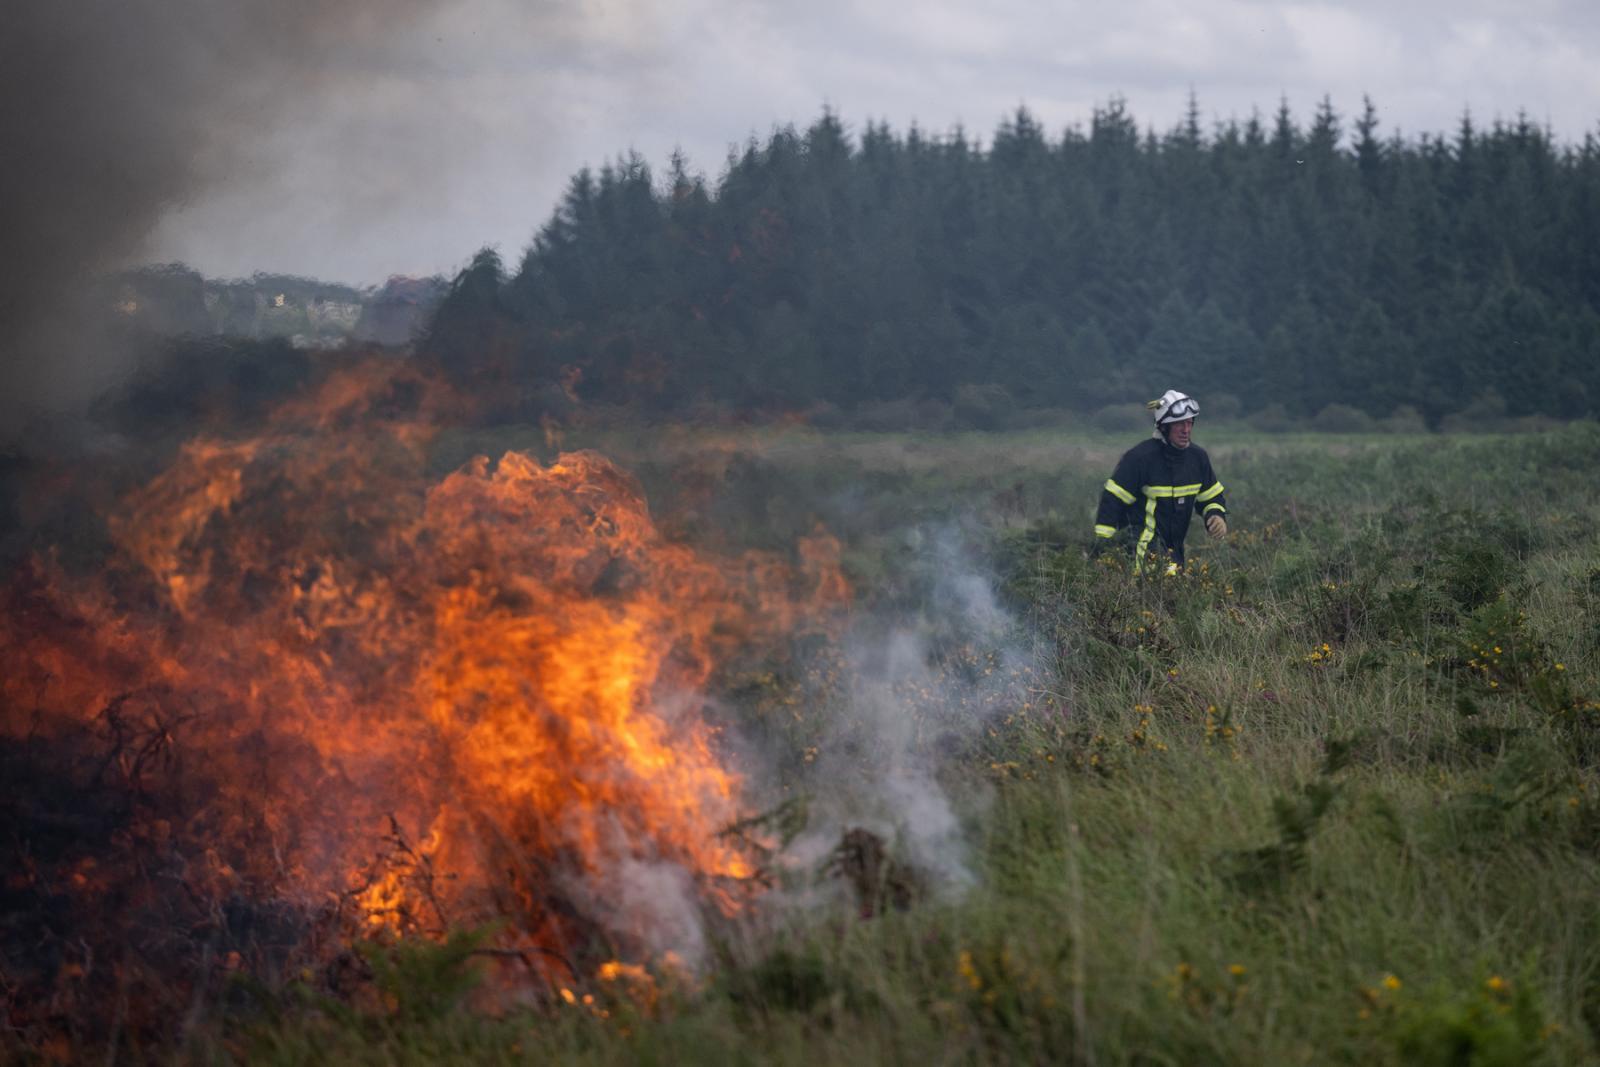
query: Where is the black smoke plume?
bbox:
[0,0,435,429]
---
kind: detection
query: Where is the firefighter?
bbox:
[1093,389,1226,573]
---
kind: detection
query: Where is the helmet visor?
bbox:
[1161,397,1199,423]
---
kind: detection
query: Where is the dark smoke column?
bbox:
[0,0,434,429]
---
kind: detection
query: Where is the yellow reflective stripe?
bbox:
[1104,479,1136,505]
[1141,483,1203,498]
[1197,481,1225,502]
[1094,524,1117,538]
[1133,497,1158,573]
[1203,502,1226,515]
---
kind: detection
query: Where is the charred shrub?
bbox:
[826,828,924,918]
[0,707,320,1056]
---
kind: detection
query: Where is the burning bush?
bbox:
[0,362,845,1053]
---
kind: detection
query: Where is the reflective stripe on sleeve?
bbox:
[1094,524,1117,538]
[1104,479,1136,505]
[1203,502,1226,515]
[1197,482,1225,502]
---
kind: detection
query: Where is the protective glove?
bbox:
[1205,513,1227,539]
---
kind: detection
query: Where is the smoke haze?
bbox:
[0,0,438,427]
[790,525,1042,901]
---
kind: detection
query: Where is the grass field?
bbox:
[176,423,1600,1064]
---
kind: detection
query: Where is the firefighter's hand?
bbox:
[1205,514,1227,539]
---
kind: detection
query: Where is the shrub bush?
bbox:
[952,383,1015,430]
[1248,402,1295,433]
[1380,404,1430,433]
[1309,403,1378,434]
[1089,402,1149,434]
[1203,391,1244,422]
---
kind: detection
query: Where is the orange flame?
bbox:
[2,362,845,972]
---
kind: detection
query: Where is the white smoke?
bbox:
[565,524,1042,962]
[786,523,1043,899]
[601,855,709,967]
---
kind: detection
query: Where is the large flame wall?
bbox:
[1,365,845,981]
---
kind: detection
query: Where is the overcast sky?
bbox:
[144,0,1600,286]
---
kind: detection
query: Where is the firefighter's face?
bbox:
[1166,418,1193,447]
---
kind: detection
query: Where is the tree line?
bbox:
[422,96,1600,425]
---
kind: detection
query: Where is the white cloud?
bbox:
[145,0,1600,283]
[1280,3,1406,83]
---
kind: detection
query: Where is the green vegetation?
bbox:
[187,424,1600,1065]
[421,96,1600,425]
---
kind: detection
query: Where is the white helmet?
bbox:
[1148,389,1199,426]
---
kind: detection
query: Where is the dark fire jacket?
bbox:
[1094,437,1226,570]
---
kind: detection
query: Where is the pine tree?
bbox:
[409,97,1600,424]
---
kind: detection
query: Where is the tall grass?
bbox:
[197,427,1600,1065]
